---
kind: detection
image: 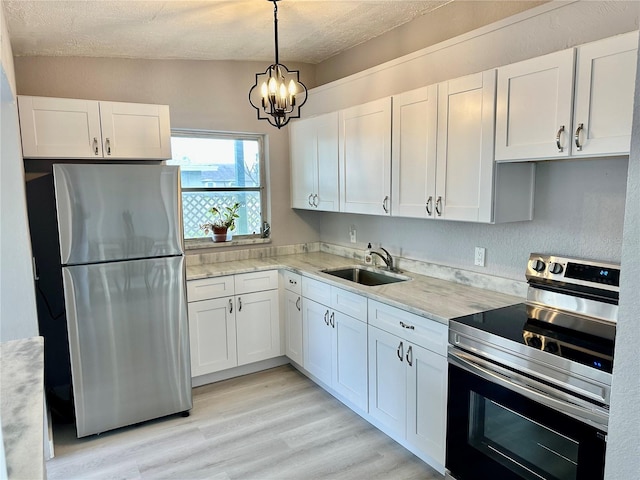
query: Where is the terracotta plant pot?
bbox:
[212,226,229,242]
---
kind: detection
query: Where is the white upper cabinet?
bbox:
[290,112,339,211]
[391,84,438,219]
[18,95,172,160]
[392,71,534,223]
[572,31,638,157]
[436,70,497,222]
[17,96,103,158]
[496,31,638,161]
[495,49,575,161]
[339,97,392,215]
[99,101,171,160]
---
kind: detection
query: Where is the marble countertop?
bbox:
[186,252,524,324]
[0,336,45,480]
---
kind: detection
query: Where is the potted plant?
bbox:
[200,202,241,242]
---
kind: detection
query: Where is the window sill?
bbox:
[185,237,272,251]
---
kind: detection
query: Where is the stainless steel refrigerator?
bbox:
[53,164,192,438]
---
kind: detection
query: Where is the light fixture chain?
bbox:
[272,0,279,66]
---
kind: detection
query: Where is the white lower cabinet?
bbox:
[186,271,279,378]
[368,301,448,473]
[302,278,368,412]
[188,296,237,377]
[284,289,303,366]
[235,289,280,366]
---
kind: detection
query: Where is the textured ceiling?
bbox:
[3,0,454,64]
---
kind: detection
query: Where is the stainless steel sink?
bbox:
[321,266,410,286]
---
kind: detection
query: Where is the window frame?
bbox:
[170,129,269,247]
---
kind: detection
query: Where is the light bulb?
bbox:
[260,82,268,98]
[268,77,277,94]
[288,79,297,96]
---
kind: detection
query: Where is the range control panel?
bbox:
[526,253,620,292]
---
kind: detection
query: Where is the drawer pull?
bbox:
[329,311,335,328]
[400,321,415,330]
[324,310,330,326]
[289,278,297,285]
[229,298,233,313]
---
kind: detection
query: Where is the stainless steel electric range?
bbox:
[446,253,618,480]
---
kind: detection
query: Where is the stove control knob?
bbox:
[544,342,559,354]
[528,336,542,349]
[530,259,546,272]
[549,262,564,275]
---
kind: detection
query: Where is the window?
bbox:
[167,131,267,242]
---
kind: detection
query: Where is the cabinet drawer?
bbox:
[331,286,367,322]
[187,276,234,302]
[302,276,332,306]
[368,300,447,356]
[234,270,278,294]
[283,270,302,294]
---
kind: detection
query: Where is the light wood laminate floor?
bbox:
[46,365,444,479]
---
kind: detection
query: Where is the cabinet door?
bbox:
[303,298,333,386]
[573,31,639,157]
[406,344,448,469]
[235,289,280,366]
[290,116,318,209]
[436,70,496,223]
[17,96,102,158]
[391,85,438,219]
[339,97,392,215]
[187,297,237,376]
[99,101,171,159]
[315,112,340,211]
[290,112,339,211]
[332,312,368,412]
[368,326,407,435]
[495,49,575,161]
[284,290,303,366]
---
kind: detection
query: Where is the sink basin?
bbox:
[321,266,410,286]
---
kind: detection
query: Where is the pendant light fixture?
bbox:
[249,0,307,129]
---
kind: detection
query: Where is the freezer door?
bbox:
[63,256,192,437]
[54,164,183,265]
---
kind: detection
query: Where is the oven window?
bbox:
[469,392,579,480]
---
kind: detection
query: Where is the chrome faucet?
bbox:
[370,246,395,272]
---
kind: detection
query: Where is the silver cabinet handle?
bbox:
[556,125,565,152]
[237,297,242,312]
[574,123,584,151]
[382,196,389,213]
[324,310,329,326]
[308,194,314,206]
[329,311,335,328]
[397,341,404,362]
[93,137,99,155]
[295,296,301,312]
[406,345,413,367]
[229,298,233,313]
[435,196,442,217]
[426,196,432,216]
[400,321,415,330]
[105,138,112,155]
[313,194,319,207]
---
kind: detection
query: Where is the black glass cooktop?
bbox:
[451,303,615,373]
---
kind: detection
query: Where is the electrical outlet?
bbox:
[349,225,357,243]
[475,247,486,267]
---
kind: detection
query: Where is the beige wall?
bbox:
[315,0,548,86]
[14,57,321,251]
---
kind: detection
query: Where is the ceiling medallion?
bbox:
[249,0,307,129]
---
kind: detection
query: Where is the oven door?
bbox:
[447,350,607,480]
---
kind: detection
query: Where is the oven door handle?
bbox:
[448,349,609,432]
